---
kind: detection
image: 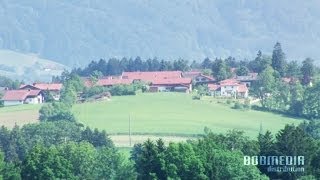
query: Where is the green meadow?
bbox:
[73,93,303,138]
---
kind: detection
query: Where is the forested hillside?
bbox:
[0,0,320,66]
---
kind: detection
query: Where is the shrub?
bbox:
[109,85,136,96]
[226,99,232,104]
[83,86,106,98]
[233,102,243,109]
[243,99,251,109]
[192,95,201,100]
[39,102,76,122]
[42,90,55,102]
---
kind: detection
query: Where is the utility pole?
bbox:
[129,114,132,147]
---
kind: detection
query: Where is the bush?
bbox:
[43,90,55,102]
[39,102,76,122]
[192,95,201,100]
[233,102,243,109]
[226,99,232,104]
[132,81,148,92]
[109,85,136,96]
[243,99,251,109]
[233,101,250,110]
[0,100,3,108]
[83,86,107,98]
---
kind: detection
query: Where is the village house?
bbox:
[208,79,248,98]
[121,71,192,93]
[235,73,258,86]
[192,74,216,85]
[1,89,43,106]
[149,78,192,93]
[20,83,63,100]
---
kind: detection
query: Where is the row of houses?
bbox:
[0,71,258,106]
[85,71,193,93]
[1,83,63,106]
[85,71,257,98]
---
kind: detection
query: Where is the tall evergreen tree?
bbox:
[249,51,271,73]
[201,58,212,69]
[275,125,318,179]
[301,58,315,85]
[190,60,200,69]
[119,57,129,72]
[286,60,301,78]
[271,42,286,76]
[212,58,231,81]
[236,65,249,76]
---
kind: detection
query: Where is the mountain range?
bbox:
[0,0,320,67]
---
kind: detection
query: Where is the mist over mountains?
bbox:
[0,0,320,67]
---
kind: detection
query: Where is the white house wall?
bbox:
[4,100,24,106]
[25,95,43,104]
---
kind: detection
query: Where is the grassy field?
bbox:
[73,93,304,138]
[0,104,41,128]
[0,93,305,147]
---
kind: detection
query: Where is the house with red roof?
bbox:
[149,77,192,93]
[20,83,63,101]
[84,71,192,93]
[121,71,192,93]
[235,73,258,86]
[208,79,248,98]
[1,89,43,106]
[192,74,216,84]
[183,71,216,85]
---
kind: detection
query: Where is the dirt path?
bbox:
[110,135,198,147]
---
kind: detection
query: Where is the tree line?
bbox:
[1,120,319,179]
[60,42,318,84]
[0,121,135,179]
[250,58,320,120]
[130,122,320,179]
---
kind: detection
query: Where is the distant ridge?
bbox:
[0,50,67,82]
[0,0,319,66]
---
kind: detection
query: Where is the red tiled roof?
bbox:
[237,84,248,93]
[1,90,41,101]
[27,90,42,96]
[151,78,192,86]
[219,79,241,86]
[208,84,220,91]
[19,84,39,90]
[33,83,63,91]
[122,71,182,81]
